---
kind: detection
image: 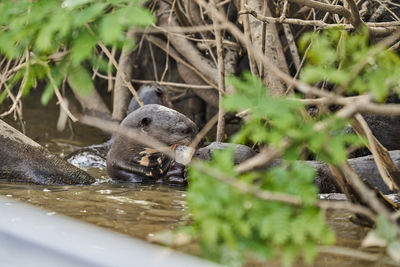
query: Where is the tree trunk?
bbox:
[247,0,289,95]
[112,30,136,122]
[176,62,219,107]
[73,88,111,120]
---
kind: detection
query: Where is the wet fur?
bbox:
[107,104,198,182]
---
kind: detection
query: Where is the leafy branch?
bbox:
[0,0,154,119]
[186,27,400,266]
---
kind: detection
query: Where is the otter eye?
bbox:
[180,127,192,135]
[140,117,152,127]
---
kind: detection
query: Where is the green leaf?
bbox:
[0,33,19,58]
[300,66,328,84]
[35,20,58,52]
[73,3,107,26]
[201,218,219,247]
[375,215,397,241]
[282,244,299,267]
[21,64,37,96]
[41,82,55,106]
[70,30,97,64]
[99,14,123,45]
[302,242,317,265]
[388,240,400,262]
[0,90,8,104]
[116,6,155,27]
[67,64,94,97]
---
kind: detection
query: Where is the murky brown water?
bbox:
[0,181,186,240]
[0,91,395,266]
[1,91,187,240]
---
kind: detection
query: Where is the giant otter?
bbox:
[194,142,256,164]
[106,104,198,183]
[66,84,169,169]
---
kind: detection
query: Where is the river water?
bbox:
[0,92,394,266]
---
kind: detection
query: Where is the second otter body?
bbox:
[127,84,170,115]
[106,104,198,182]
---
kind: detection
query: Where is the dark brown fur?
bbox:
[127,84,171,115]
[107,104,198,182]
[194,142,256,164]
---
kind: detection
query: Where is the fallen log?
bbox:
[0,119,95,185]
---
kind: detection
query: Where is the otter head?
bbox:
[127,84,171,115]
[122,104,198,146]
[194,142,257,164]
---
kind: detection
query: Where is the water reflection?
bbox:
[0,178,391,266]
[0,180,186,240]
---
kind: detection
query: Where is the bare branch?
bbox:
[288,0,352,19]
[98,41,144,117]
[211,0,226,142]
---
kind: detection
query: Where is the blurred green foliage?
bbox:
[0,0,154,105]
[374,215,400,260]
[186,28,400,266]
[188,150,335,267]
[299,27,400,102]
[224,73,363,165]
[186,73,361,266]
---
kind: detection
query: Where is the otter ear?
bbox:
[139,117,152,127]
[155,87,163,96]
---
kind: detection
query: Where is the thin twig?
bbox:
[353,114,400,192]
[107,46,116,92]
[235,146,283,173]
[240,0,258,74]
[91,72,214,89]
[211,0,226,142]
[47,72,78,122]
[144,23,228,34]
[148,42,159,81]
[145,35,221,92]
[239,8,400,29]
[343,0,365,29]
[259,0,268,79]
[98,42,144,107]
[190,113,219,149]
[0,85,23,118]
[287,0,352,19]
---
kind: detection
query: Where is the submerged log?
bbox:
[0,119,95,185]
